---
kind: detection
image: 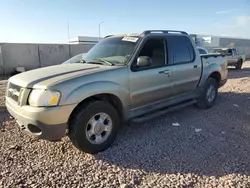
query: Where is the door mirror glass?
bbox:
[136,56,152,67]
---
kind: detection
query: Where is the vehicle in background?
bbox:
[6,30,228,154]
[197,47,208,54]
[62,53,86,64]
[213,47,245,69]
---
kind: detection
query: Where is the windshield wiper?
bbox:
[123,55,131,64]
[96,58,114,66]
[80,59,87,63]
[87,58,114,66]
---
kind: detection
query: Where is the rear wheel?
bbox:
[69,100,120,154]
[235,59,243,70]
[197,78,218,109]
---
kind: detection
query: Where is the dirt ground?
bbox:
[1,62,250,187]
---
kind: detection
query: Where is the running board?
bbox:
[130,99,197,123]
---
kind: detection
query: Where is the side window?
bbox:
[186,37,195,60]
[231,49,235,56]
[168,36,193,64]
[228,49,233,55]
[137,38,166,67]
[233,49,237,55]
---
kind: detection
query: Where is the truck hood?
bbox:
[9,64,110,88]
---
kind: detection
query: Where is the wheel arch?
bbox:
[68,93,125,126]
[208,71,221,85]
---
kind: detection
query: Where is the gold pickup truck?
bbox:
[6,30,228,154]
[213,47,245,69]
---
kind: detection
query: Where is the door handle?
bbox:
[159,70,170,74]
[193,65,198,68]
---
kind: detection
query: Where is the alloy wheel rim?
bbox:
[85,112,113,144]
[206,84,216,103]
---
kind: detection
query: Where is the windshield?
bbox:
[62,53,85,64]
[83,36,139,65]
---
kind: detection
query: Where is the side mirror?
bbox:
[227,51,232,56]
[136,56,152,67]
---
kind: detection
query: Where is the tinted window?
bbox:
[168,36,193,64]
[232,49,237,55]
[138,38,166,67]
[198,48,207,55]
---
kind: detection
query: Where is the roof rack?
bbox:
[142,30,188,35]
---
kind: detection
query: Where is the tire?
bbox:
[197,78,218,109]
[235,59,243,70]
[69,100,120,154]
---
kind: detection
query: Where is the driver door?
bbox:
[129,36,174,111]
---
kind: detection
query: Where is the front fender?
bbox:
[61,81,130,110]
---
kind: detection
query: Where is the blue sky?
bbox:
[0,0,250,43]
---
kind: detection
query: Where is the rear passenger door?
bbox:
[167,35,202,96]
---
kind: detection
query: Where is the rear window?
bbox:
[168,36,194,64]
[213,49,227,54]
[198,48,207,55]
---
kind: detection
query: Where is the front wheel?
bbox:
[197,78,218,109]
[235,60,243,70]
[69,100,120,154]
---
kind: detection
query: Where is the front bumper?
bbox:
[6,97,77,140]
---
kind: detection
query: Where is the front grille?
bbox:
[7,82,22,102]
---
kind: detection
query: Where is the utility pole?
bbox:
[67,21,72,59]
[67,21,70,42]
[99,21,104,40]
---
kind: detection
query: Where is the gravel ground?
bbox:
[1,62,250,187]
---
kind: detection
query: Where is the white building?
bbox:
[191,34,250,58]
[69,36,102,45]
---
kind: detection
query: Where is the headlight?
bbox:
[28,89,61,107]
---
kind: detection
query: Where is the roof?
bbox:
[105,30,189,38]
[105,33,141,38]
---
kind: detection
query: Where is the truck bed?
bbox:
[200,53,228,88]
[200,53,227,65]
